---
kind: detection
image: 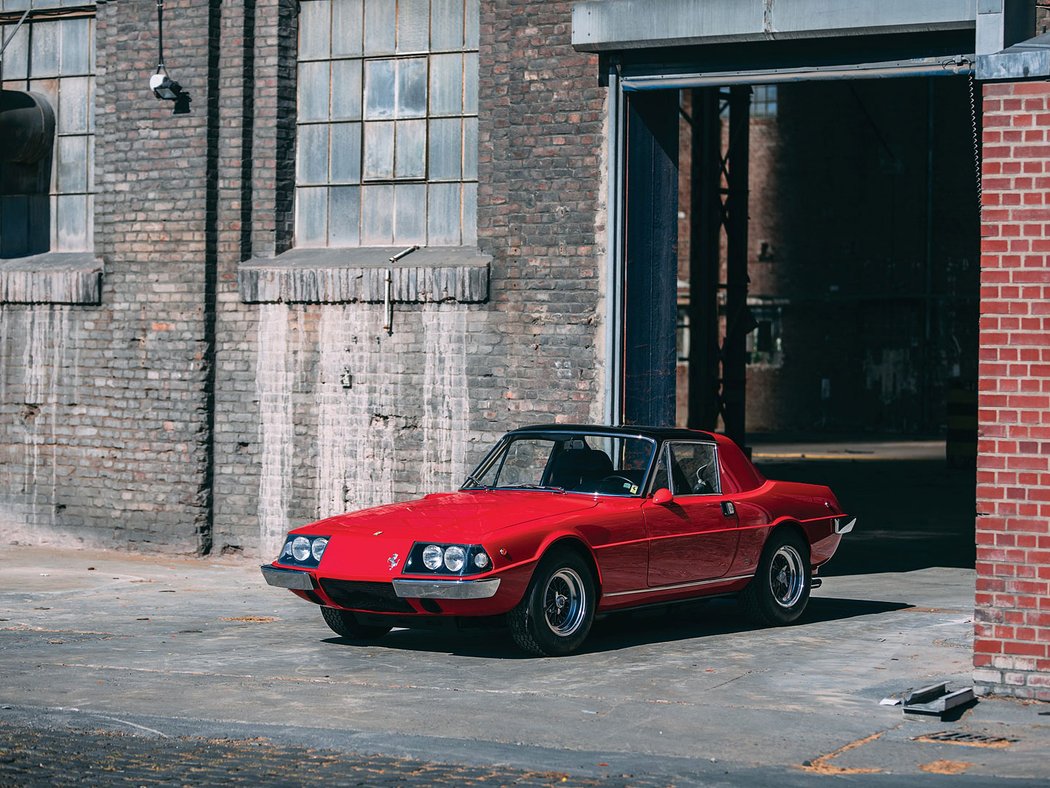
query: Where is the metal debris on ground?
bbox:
[880,682,976,718]
[914,731,1018,749]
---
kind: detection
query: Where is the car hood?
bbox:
[297,490,600,542]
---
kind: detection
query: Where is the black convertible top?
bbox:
[508,424,718,443]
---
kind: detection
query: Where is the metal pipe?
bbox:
[603,65,625,426]
[384,245,418,334]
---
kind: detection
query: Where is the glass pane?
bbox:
[330,59,362,120]
[56,135,88,193]
[397,58,427,119]
[298,0,331,60]
[86,134,95,191]
[298,61,331,121]
[397,0,429,53]
[427,182,461,245]
[331,0,363,57]
[85,193,94,249]
[364,59,395,119]
[462,182,477,245]
[361,184,394,244]
[429,53,462,117]
[394,184,426,245]
[428,117,461,181]
[55,194,87,251]
[330,122,361,183]
[363,0,396,55]
[463,116,478,180]
[394,119,426,179]
[58,76,89,134]
[1,25,28,80]
[60,18,91,75]
[30,21,60,78]
[362,120,394,179]
[87,78,95,133]
[465,0,480,48]
[297,123,330,185]
[464,52,479,114]
[328,186,361,246]
[430,0,463,50]
[296,186,329,247]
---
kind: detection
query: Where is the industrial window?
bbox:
[751,84,777,118]
[0,12,95,257]
[295,0,479,248]
[746,303,784,367]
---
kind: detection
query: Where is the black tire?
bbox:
[740,529,811,627]
[508,549,596,656]
[320,607,392,641]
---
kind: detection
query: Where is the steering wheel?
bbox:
[596,475,636,495]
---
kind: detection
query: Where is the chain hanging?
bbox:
[968,69,983,213]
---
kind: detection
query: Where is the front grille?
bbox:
[319,579,415,614]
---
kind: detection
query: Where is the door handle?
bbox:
[721,501,736,517]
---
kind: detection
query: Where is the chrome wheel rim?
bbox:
[543,568,587,637]
[769,545,805,609]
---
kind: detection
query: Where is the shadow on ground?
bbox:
[755,457,976,576]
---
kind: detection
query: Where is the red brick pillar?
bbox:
[975,81,1050,701]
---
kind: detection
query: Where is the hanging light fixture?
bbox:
[149,0,190,114]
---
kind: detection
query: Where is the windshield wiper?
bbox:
[462,474,492,490]
[499,483,566,494]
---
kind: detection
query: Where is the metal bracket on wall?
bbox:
[383,245,419,334]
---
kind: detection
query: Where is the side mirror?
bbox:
[652,487,674,506]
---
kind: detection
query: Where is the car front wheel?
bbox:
[320,606,392,642]
[508,550,595,656]
[740,530,811,626]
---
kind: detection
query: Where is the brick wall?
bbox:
[974,81,1050,701]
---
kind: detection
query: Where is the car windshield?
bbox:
[462,433,656,496]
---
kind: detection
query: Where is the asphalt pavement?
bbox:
[1,442,1047,786]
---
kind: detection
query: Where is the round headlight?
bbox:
[444,545,466,572]
[422,544,444,570]
[311,537,328,562]
[291,536,311,562]
[473,551,490,570]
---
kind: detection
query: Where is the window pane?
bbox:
[55,194,87,251]
[361,184,394,244]
[362,120,394,179]
[462,182,477,245]
[463,116,478,180]
[464,52,479,114]
[87,78,95,133]
[429,53,462,117]
[58,76,89,133]
[394,119,426,179]
[394,184,425,245]
[330,122,361,183]
[363,0,396,55]
[297,123,330,185]
[298,61,331,121]
[60,18,91,75]
[30,22,60,78]
[465,0,480,48]
[397,58,427,118]
[57,135,88,193]
[86,135,95,191]
[397,0,429,53]
[364,59,395,119]
[331,0,363,57]
[428,117,461,181]
[329,186,361,246]
[430,0,463,50]
[330,59,362,120]
[298,0,331,60]
[296,187,329,247]
[2,25,28,80]
[427,182,460,246]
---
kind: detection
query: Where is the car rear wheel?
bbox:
[740,530,811,626]
[320,606,392,641]
[508,549,595,656]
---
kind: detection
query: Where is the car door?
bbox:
[644,441,741,587]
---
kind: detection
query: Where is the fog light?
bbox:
[291,536,311,562]
[422,544,444,570]
[444,545,465,572]
[473,551,490,570]
[311,537,328,562]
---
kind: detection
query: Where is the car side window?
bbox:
[666,442,720,496]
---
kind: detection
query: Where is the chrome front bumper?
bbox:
[260,565,314,591]
[392,578,501,599]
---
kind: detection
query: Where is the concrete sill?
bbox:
[0,252,103,305]
[238,247,491,304]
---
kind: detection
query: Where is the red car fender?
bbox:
[489,527,604,593]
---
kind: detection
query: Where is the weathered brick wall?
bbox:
[974,81,1050,701]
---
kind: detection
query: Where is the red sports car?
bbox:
[261,424,854,656]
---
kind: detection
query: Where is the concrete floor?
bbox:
[1,545,1046,785]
